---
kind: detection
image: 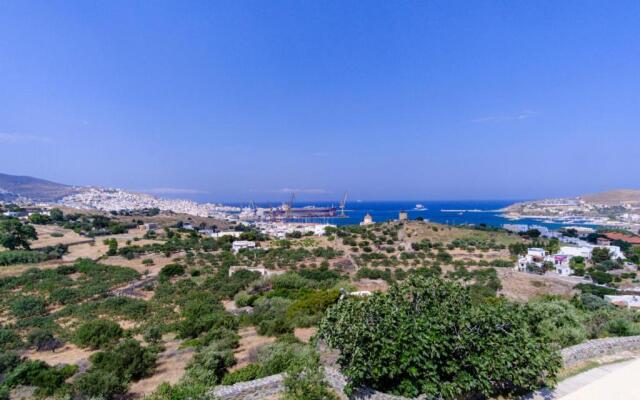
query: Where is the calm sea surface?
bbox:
[225,200,597,230]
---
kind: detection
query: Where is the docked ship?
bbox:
[264,204,338,220]
[263,193,347,220]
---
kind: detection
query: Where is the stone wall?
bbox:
[561,335,640,367]
[209,373,285,400]
[209,367,422,400]
[211,336,640,399]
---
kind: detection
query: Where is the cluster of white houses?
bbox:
[515,244,625,276]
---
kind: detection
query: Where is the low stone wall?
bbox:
[211,336,640,399]
[210,367,426,400]
[210,373,285,400]
[561,335,640,367]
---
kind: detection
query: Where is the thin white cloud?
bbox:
[278,188,330,194]
[141,187,207,195]
[0,132,51,143]
[471,110,537,123]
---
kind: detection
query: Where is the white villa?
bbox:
[232,240,256,253]
[516,243,626,277]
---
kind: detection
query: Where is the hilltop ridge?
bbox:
[0,173,79,202]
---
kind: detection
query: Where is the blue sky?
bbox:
[1,1,639,202]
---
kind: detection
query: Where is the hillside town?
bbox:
[503,190,640,231]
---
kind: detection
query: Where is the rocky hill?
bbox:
[0,173,80,202]
[579,189,640,206]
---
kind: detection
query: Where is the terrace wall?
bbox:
[210,336,640,399]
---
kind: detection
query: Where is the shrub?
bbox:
[10,296,46,318]
[159,263,185,280]
[0,351,21,374]
[73,320,123,349]
[49,287,80,305]
[3,360,77,396]
[89,339,157,381]
[286,289,340,327]
[221,363,262,385]
[283,348,337,400]
[0,328,23,351]
[319,276,561,398]
[28,329,63,352]
[576,293,609,311]
[257,340,307,376]
[145,382,208,400]
[185,342,236,385]
[144,326,162,344]
[252,297,293,336]
[178,293,234,339]
[528,298,586,347]
[74,369,127,399]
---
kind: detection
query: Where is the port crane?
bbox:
[339,192,348,217]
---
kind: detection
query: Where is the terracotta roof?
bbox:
[604,232,640,245]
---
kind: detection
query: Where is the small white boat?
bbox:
[414,203,426,211]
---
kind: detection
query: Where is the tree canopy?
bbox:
[0,218,37,250]
[319,276,561,399]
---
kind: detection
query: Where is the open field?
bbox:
[31,225,90,248]
[497,269,578,301]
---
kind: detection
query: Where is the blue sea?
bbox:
[227,200,599,230]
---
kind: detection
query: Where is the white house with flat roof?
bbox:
[232,240,256,253]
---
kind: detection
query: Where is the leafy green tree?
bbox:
[319,276,561,399]
[545,238,561,254]
[49,208,64,222]
[28,213,51,225]
[0,219,37,250]
[592,247,612,263]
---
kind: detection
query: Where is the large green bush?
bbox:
[528,298,586,347]
[73,320,123,349]
[74,369,127,399]
[2,360,77,396]
[319,276,561,398]
[89,339,157,381]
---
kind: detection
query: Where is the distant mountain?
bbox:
[579,189,640,205]
[0,173,80,202]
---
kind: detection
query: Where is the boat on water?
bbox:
[414,203,426,211]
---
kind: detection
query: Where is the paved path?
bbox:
[525,358,640,399]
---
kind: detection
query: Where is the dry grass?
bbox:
[103,252,184,276]
[294,327,317,343]
[25,343,95,366]
[129,338,194,397]
[497,269,577,301]
[31,225,88,248]
[232,326,276,370]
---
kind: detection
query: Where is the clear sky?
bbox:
[1,1,639,202]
